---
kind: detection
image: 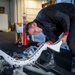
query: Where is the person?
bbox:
[25,3,75,57]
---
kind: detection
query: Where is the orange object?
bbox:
[22,13,28,45]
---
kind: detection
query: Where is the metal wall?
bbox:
[0,0,75,25]
[14,0,48,23]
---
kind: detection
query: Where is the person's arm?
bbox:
[55,11,70,33]
[55,11,70,43]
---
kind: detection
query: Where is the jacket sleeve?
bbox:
[55,11,70,36]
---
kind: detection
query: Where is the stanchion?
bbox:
[22,13,28,46]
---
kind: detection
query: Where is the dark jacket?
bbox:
[34,3,74,42]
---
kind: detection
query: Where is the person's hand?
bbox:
[37,42,45,46]
[60,35,68,43]
[45,41,51,44]
[37,41,50,46]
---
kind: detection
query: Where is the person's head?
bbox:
[25,22,42,35]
